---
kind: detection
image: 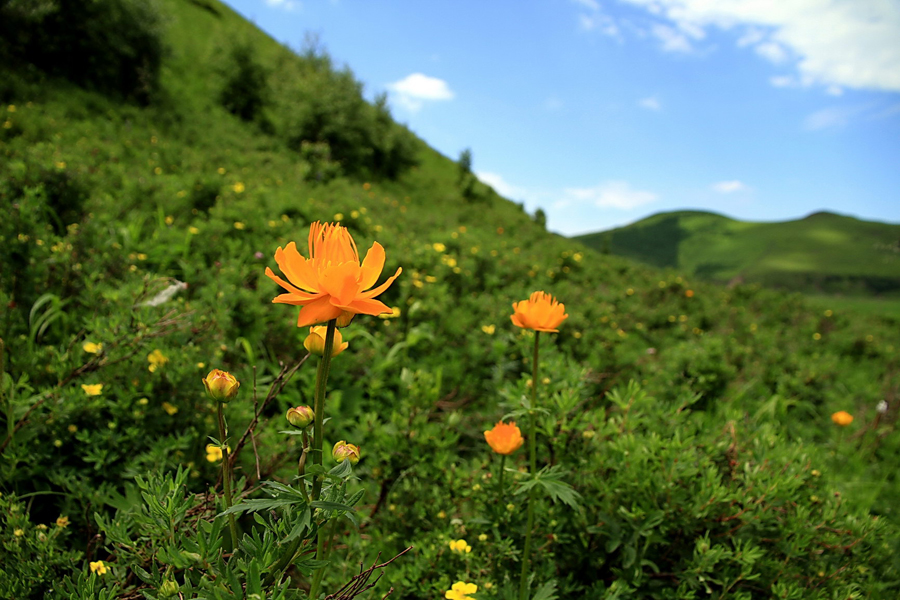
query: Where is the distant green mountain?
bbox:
[574,210,900,296]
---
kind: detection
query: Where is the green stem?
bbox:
[518,332,540,600]
[217,403,239,552]
[497,454,507,503]
[309,515,340,597]
[309,319,337,599]
[263,320,337,590]
[298,430,310,503]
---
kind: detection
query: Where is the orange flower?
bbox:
[265,222,402,327]
[510,291,568,332]
[484,421,524,455]
[831,410,853,426]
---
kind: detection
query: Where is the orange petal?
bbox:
[359,267,402,300]
[277,243,319,292]
[265,268,319,301]
[319,262,362,306]
[345,297,392,316]
[297,296,344,327]
[359,242,386,291]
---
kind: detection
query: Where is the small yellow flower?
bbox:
[7,104,15,113]
[334,212,344,221]
[478,533,488,542]
[56,516,69,528]
[233,182,245,193]
[206,443,230,462]
[202,369,240,403]
[81,384,103,396]
[165,215,174,225]
[89,561,108,575]
[68,424,78,433]
[445,581,477,600]
[438,510,447,519]
[234,221,245,230]
[831,411,853,427]
[432,242,446,252]
[813,332,822,340]
[147,349,168,373]
[161,401,178,415]
[377,306,401,320]
[332,440,360,464]
[189,226,200,235]
[14,528,24,537]
[82,341,103,354]
[217,167,226,174]
[448,539,472,554]
[55,161,66,170]
[304,326,349,357]
[138,397,149,405]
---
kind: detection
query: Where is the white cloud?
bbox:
[712,180,748,193]
[638,96,661,111]
[620,0,900,92]
[652,23,693,52]
[804,106,857,130]
[475,172,527,200]
[755,41,788,64]
[264,0,298,10]
[387,73,454,112]
[770,75,795,88]
[573,0,600,10]
[562,180,659,210]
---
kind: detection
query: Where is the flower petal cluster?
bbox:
[89,560,108,575]
[286,405,315,429]
[82,341,103,354]
[510,291,568,332]
[206,443,230,462]
[265,222,402,327]
[81,383,103,396]
[202,369,240,403]
[448,539,472,554]
[831,410,853,426]
[484,421,524,455]
[304,326,349,357]
[445,581,477,600]
[333,440,360,464]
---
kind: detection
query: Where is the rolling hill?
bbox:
[574,210,900,297]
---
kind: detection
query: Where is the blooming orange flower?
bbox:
[510,291,568,332]
[484,421,524,455]
[831,410,853,426]
[265,222,402,327]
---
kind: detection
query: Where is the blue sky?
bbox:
[222,0,900,236]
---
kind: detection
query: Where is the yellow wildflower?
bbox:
[82,341,103,354]
[89,561,107,575]
[448,539,472,554]
[81,384,103,396]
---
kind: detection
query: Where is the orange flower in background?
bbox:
[484,421,524,455]
[265,221,402,327]
[511,291,568,332]
[831,410,853,426]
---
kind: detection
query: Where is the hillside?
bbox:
[2,1,900,598]
[574,210,900,297]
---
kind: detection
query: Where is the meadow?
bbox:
[2,1,899,598]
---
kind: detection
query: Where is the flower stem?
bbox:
[518,332,540,600]
[263,320,337,591]
[497,454,507,503]
[308,319,337,599]
[217,403,239,551]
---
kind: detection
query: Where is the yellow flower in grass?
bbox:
[82,341,103,354]
[831,411,853,427]
[161,402,178,415]
[265,221,402,327]
[448,539,472,554]
[511,291,568,333]
[56,516,69,528]
[81,384,103,396]
[205,444,231,462]
[484,421,524,455]
[89,561,107,575]
[147,349,168,372]
[304,326,349,357]
[481,324,495,335]
[445,581,477,600]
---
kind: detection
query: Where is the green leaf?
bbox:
[532,580,558,600]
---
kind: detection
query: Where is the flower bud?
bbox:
[286,405,314,428]
[159,580,180,598]
[332,440,360,464]
[304,326,349,357]
[202,369,240,403]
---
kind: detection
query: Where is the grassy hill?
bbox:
[2,1,900,598]
[574,210,900,298]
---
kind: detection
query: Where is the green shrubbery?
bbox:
[1,0,899,597]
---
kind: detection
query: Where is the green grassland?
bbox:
[574,210,900,297]
[2,1,900,598]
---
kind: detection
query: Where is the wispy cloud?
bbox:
[475,171,527,200]
[562,180,659,210]
[638,96,661,111]
[804,106,860,131]
[712,180,748,193]
[387,73,454,112]
[264,0,298,11]
[573,0,620,37]
[620,0,900,92]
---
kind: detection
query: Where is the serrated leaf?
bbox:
[218,497,304,518]
[310,500,355,512]
[531,580,558,600]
